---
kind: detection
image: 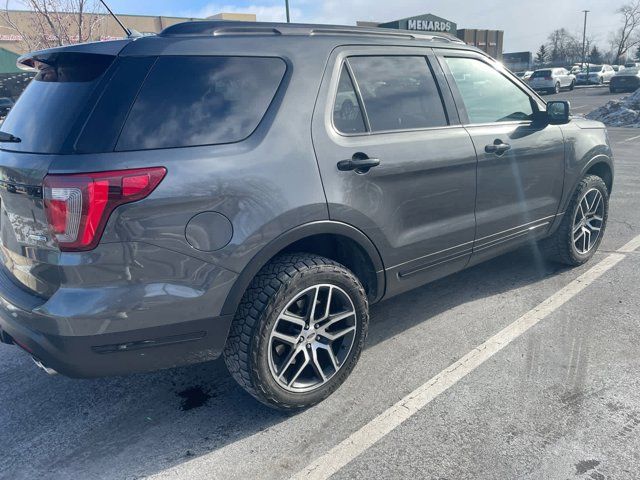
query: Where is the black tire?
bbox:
[541,175,609,266]
[569,80,575,91]
[223,253,369,410]
[599,77,604,85]
[555,82,561,94]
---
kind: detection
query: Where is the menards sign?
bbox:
[378,13,457,35]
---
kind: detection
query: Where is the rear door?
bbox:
[312,46,478,298]
[436,50,565,264]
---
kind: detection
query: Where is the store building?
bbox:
[358,13,504,60]
[0,10,256,55]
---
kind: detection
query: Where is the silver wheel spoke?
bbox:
[287,350,310,387]
[279,312,306,328]
[318,343,340,370]
[311,347,327,382]
[321,310,355,330]
[322,325,356,341]
[271,331,300,346]
[278,347,302,379]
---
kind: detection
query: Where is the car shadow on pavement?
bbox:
[0,242,568,480]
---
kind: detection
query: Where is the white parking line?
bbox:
[570,105,588,110]
[291,235,640,480]
[622,134,640,143]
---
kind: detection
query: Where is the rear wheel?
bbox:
[223,253,369,410]
[541,175,609,266]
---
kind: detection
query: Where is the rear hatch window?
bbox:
[1,52,115,154]
[531,70,551,78]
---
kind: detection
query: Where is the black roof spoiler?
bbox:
[17,39,133,70]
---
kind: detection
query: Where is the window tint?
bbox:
[117,56,286,151]
[1,53,115,154]
[333,65,366,134]
[348,56,447,132]
[531,70,551,78]
[444,57,534,124]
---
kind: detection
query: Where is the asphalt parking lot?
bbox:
[1,87,639,480]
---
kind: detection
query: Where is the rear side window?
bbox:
[347,56,447,132]
[333,65,366,134]
[1,53,115,154]
[116,56,286,151]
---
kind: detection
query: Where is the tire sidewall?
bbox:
[250,264,368,408]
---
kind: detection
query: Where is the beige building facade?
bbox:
[0,10,256,54]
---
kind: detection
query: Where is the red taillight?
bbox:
[43,167,166,252]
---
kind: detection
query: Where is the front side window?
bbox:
[116,56,286,151]
[347,56,448,132]
[444,57,534,124]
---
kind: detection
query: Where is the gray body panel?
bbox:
[0,23,614,377]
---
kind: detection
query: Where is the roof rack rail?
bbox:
[159,21,464,44]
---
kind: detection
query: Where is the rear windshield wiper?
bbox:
[0,131,21,143]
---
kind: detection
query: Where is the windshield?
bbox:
[0,53,114,153]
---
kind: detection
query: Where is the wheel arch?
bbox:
[220,221,386,316]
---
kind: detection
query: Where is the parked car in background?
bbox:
[625,62,639,68]
[612,65,625,72]
[528,68,575,94]
[0,97,14,117]
[515,70,534,80]
[609,66,640,93]
[575,65,616,85]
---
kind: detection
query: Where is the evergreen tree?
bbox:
[535,44,548,65]
[589,45,603,64]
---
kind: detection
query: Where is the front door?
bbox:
[436,51,565,263]
[312,47,478,298]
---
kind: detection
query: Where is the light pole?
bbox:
[285,0,290,23]
[581,10,589,71]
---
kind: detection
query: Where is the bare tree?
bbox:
[610,1,640,63]
[1,0,105,51]
[547,28,582,66]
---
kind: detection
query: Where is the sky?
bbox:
[27,0,634,53]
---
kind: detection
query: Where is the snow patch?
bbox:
[586,89,640,127]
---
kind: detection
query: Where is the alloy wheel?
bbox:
[268,284,357,393]
[572,188,605,255]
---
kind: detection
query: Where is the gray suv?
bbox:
[0,22,613,410]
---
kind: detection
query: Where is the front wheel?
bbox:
[554,82,561,94]
[223,253,369,410]
[569,80,575,91]
[541,175,609,266]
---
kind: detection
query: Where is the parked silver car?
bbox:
[575,65,616,85]
[528,68,576,94]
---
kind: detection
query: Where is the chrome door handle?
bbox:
[485,140,511,155]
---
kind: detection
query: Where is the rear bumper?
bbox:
[0,242,239,377]
[0,295,234,377]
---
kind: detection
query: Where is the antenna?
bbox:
[98,0,141,38]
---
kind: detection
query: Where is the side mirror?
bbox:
[546,100,571,124]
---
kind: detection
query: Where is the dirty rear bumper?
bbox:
[0,301,233,377]
[0,242,238,377]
